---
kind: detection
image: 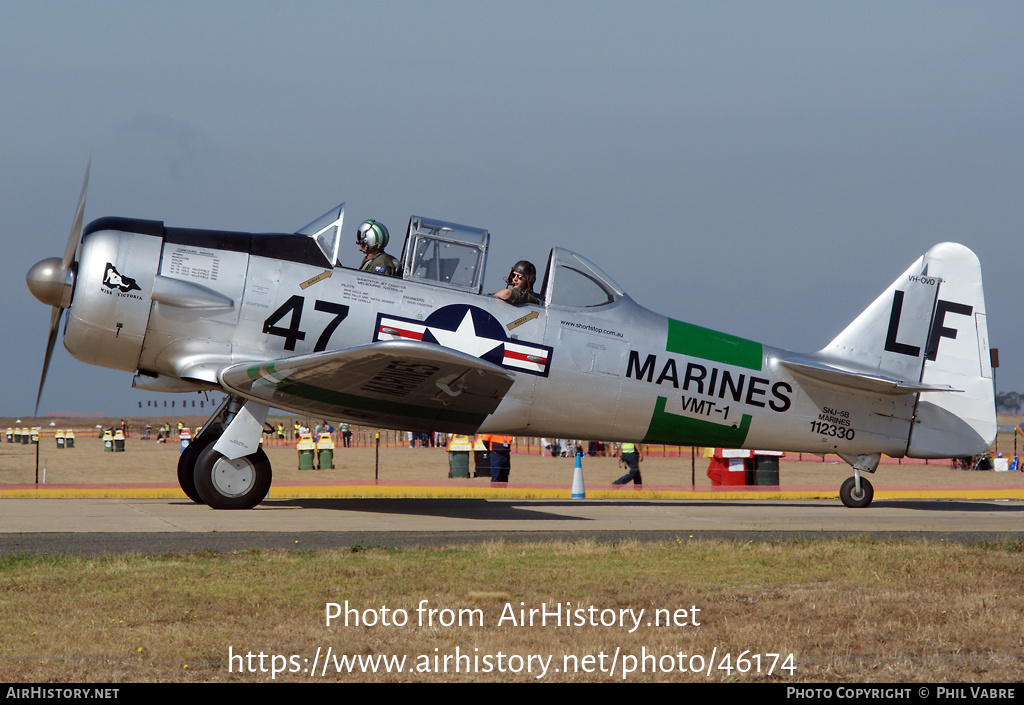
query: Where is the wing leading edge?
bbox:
[219,340,516,434]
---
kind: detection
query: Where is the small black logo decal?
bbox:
[102,263,141,293]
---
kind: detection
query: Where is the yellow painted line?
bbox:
[267,486,844,501]
[269,485,568,500]
[0,488,189,500]
[873,488,1024,500]
[0,485,1021,501]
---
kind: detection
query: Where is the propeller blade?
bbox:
[34,161,89,416]
[62,159,89,269]
[35,306,64,416]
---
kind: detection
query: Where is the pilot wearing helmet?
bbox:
[493,260,541,305]
[356,219,399,276]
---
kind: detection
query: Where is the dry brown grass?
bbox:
[2,416,1022,682]
[1,539,1022,682]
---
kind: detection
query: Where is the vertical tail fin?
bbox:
[823,243,995,457]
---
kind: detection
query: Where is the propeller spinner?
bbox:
[26,162,89,415]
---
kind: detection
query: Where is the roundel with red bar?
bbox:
[373,304,552,376]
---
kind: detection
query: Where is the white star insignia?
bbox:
[428,310,503,359]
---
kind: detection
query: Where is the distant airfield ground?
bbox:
[1,415,1022,502]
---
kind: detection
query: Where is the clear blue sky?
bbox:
[3,1,1023,416]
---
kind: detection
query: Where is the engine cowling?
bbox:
[63,227,162,373]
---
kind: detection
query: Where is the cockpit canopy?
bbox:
[296,202,345,266]
[297,203,626,307]
[540,248,625,308]
[399,216,489,294]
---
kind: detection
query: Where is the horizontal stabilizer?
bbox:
[220,340,515,434]
[778,355,960,395]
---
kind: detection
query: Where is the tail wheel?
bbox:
[194,444,272,510]
[176,431,221,504]
[839,476,874,508]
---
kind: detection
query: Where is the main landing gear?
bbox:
[839,476,873,509]
[176,396,273,510]
[837,452,879,509]
[193,444,272,510]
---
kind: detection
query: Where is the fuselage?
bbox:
[63,218,991,460]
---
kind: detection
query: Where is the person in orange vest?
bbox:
[480,434,513,483]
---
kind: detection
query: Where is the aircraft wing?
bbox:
[219,340,516,434]
[778,354,961,395]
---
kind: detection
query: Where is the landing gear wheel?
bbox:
[177,432,221,504]
[193,445,272,510]
[839,476,873,508]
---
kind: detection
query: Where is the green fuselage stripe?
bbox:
[643,396,752,447]
[666,318,763,371]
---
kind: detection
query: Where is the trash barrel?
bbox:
[473,450,491,478]
[56,432,65,449]
[316,433,335,470]
[751,455,779,485]
[317,446,334,470]
[114,430,125,452]
[707,456,747,486]
[103,430,113,452]
[297,433,316,470]
[448,451,470,478]
[447,434,473,478]
[65,431,75,449]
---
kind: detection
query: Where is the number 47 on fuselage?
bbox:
[27,177,995,509]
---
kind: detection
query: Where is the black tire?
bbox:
[839,476,873,508]
[193,444,272,510]
[177,432,221,504]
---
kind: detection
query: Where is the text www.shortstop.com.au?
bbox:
[227,598,795,680]
[229,646,795,680]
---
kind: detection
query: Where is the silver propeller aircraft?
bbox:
[28,168,996,509]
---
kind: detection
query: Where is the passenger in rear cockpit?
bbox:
[356,219,399,276]
[493,260,541,305]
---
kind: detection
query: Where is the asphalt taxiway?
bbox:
[1,494,1022,554]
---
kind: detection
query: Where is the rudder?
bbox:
[906,243,994,457]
